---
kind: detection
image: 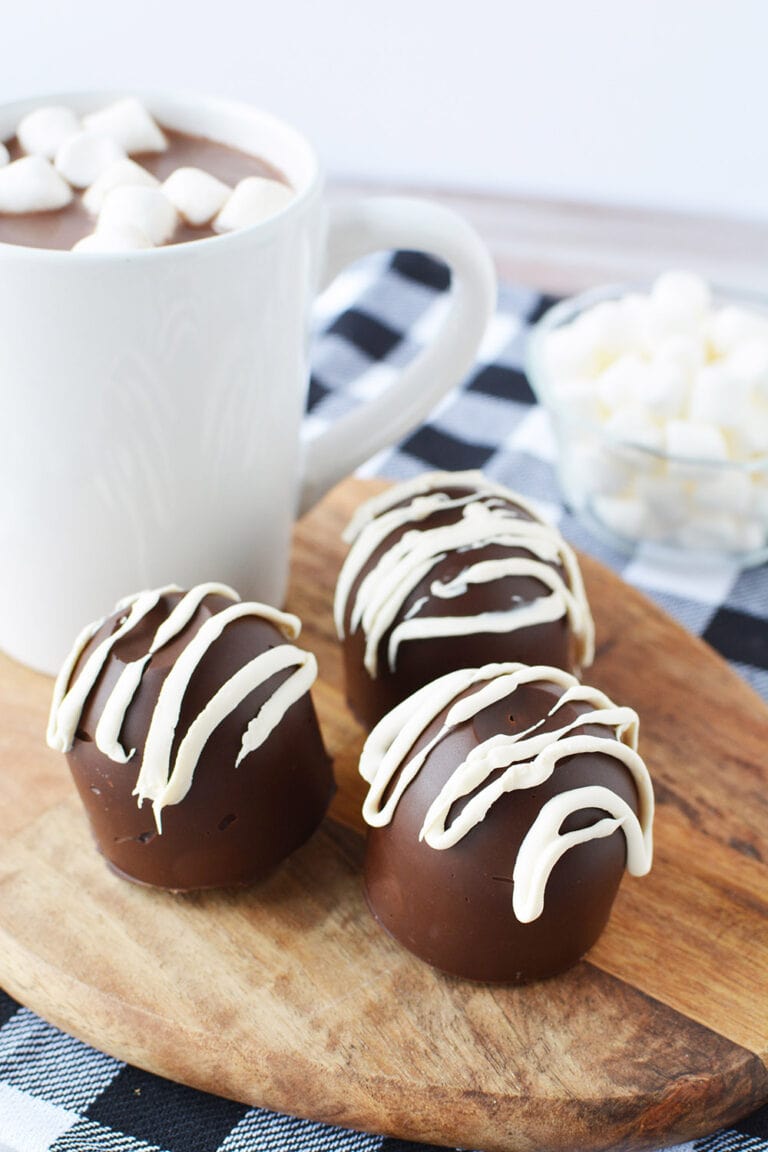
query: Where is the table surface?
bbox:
[331,181,768,295]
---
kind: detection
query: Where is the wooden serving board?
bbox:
[0,477,767,1152]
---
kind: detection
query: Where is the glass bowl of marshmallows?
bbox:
[526,272,768,565]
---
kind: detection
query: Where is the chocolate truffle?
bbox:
[335,471,595,728]
[47,582,334,891]
[360,662,653,982]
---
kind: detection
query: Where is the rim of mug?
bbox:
[0,88,323,260]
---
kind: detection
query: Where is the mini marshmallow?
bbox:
[563,440,634,499]
[617,292,661,358]
[724,401,768,458]
[55,131,125,189]
[214,177,294,232]
[73,225,153,253]
[592,495,653,542]
[664,419,728,462]
[651,271,711,329]
[574,299,631,366]
[654,333,705,380]
[603,406,664,451]
[597,354,648,411]
[543,325,602,381]
[17,105,81,160]
[709,305,768,356]
[98,185,178,246]
[724,339,768,396]
[162,167,231,226]
[0,156,73,213]
[689,364,750,428]
[83,158,159,214]
[643,359,688,419]
[0,142,8,167]
[83,97,167,155]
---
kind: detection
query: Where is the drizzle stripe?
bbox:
[93,582,241,764]
[361,668,480,826]
[341,469,514,543]
[47,584,180,753]
[336,488,498,637]
[512,786,651,923]
[151,645,317,822]
[360,513,561,674]
[359,662,654,924]
[235,651,317,768]
[46,616,104,749]
[133,602,302,817]
[420,730,653,850]
[335,472,595,675]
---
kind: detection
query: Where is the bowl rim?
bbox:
[525,280,768,472]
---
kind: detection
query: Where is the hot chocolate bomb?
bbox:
[47,583,334,891]
[335,471,595,728]
[360,663,653,982]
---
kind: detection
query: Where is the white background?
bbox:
[3,0,767,219]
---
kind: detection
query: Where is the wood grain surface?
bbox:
[0,476,766,1152]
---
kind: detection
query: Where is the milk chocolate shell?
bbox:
[335,471,595,728]
[47,583,334,891]
[360,663,653,982]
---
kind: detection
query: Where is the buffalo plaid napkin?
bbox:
[1,250,765,1152]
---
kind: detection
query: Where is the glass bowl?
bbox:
[526,282,768,567]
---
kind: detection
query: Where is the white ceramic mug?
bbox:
[0,91,496,674]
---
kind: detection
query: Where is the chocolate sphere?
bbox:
[360,663,653,983]
[47,583,334,891]
[335,471,594,729]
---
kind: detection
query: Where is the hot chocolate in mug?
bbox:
[0,91,496,674]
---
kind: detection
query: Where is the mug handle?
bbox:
[298,196,496,513]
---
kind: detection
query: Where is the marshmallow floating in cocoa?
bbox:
[162,167,231,227]
[55,130,125,189]
[73,224,153,253]
[82,97,167,155]
[98,185,178,246]
[17,105,81,160]
[83,158,159,214]
[214,176,295,232]
[0,156,73,213]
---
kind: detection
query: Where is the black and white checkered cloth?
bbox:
[1,250,766,1152]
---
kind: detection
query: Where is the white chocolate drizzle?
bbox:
[334,471,594,676]
[46,583,317,832]
[359,662,653,923]
[95,581,234,764]
[47,583,182,753]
